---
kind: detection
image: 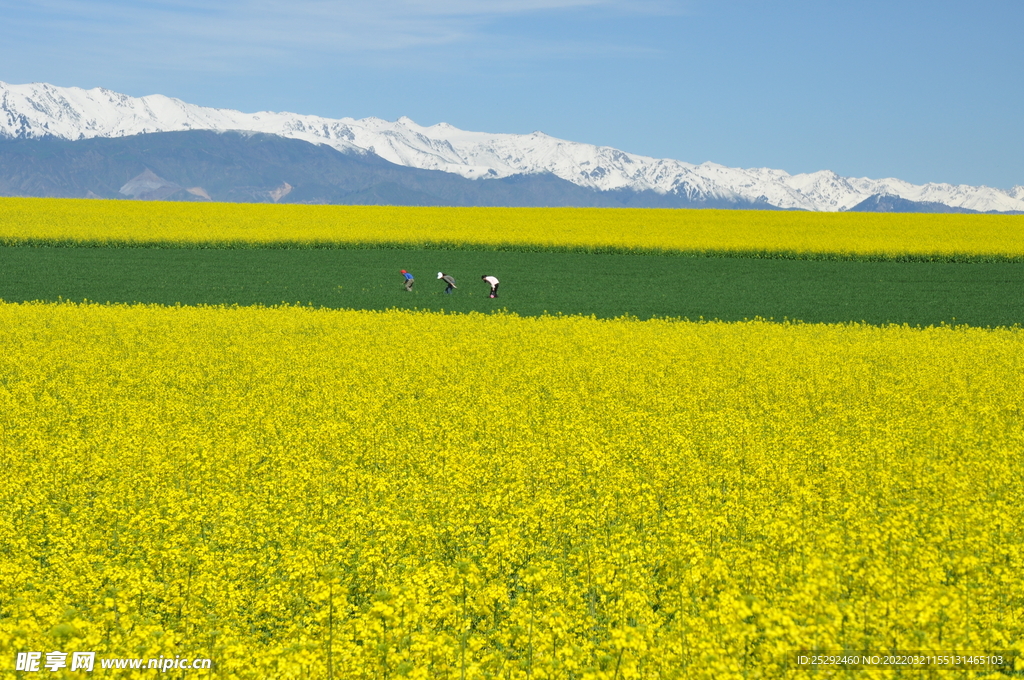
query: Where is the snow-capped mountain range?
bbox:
[3,80,1023,212]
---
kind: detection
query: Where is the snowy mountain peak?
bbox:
[1,81,1022,213]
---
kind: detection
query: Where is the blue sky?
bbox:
[1,0,1021,188]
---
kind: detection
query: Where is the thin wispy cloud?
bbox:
[2,0,681,69]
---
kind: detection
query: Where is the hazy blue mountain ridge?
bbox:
[0,131,777,208]
[2,81,1022,212]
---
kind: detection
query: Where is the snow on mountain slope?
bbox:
[3,81,1023,213]
[0,81,369,152]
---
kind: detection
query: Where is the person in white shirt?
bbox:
[481,275,499,298]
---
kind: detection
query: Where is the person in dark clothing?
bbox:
[437,272,457,294]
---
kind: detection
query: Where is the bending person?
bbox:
[481,275,499,298]
[438,272,457,294]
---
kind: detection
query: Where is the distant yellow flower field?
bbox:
[1,197,1022,258]
[2,302,1022,678]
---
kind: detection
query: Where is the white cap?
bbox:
[437,272,444,278]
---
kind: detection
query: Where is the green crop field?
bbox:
[3,244,1022,325]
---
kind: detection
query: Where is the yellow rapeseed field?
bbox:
[1,197,1022,258]
[2,302,1022,678]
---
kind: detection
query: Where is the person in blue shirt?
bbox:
[400,269,414,291]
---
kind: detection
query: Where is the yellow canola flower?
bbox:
[1,197,1023,258]
[0,302,1022,679]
